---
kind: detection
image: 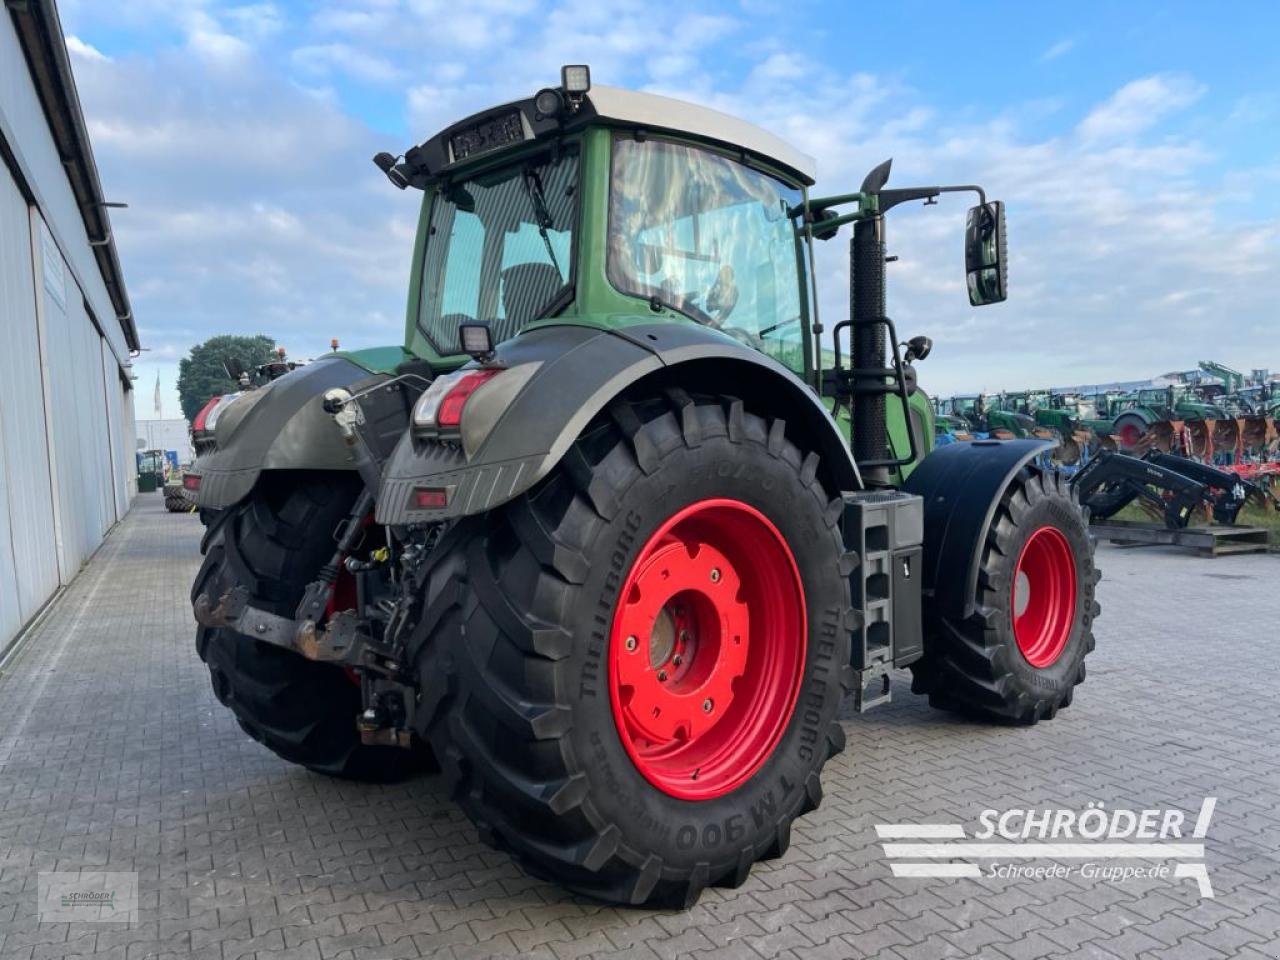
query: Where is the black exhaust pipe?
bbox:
[851,160,892,487]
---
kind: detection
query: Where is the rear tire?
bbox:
[410,393,853,906]
[910,467,1099,724]
[193,474,424,781]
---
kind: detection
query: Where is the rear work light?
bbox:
[412,368,502,436]
[413,487,449,509]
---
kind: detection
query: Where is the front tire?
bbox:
[910,467,1099,723]
[411,393,853,906]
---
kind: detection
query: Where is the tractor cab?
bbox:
[382,73,818,371]
[373,67,1007,485]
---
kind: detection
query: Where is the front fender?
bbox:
[903,438,1055,620]
[192,357,404,509]
[376,321,860,524]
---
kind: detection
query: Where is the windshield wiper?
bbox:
[522,167,563,278]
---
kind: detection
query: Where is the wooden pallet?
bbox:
[1090,520,1271,557]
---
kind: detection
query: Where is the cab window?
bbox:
[607,136,805,372]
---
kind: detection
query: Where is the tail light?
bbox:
[413,368,502,437]
[192,396,221,432]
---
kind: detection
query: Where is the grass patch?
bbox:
[1110,500,1280,544]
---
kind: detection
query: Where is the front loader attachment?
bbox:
[1072,449,1257,530]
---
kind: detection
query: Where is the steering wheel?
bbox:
[705,265,739,326]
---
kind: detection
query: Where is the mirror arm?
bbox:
[807,208,870,236]
[791,191,868,218]
[879,183,987,213]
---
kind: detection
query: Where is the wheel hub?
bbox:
[1011,525,1077,668]
[609,499,806,800]
[615,541,748,745]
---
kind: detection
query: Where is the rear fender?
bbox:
[191,357,414,509]
[903,438,1056,620]
[376,322,860,524]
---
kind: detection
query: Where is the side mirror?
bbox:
[965,200,1007,306]
[903,335,932,364]
[222,356,246,381]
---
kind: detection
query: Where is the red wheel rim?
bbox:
[1118,421,1143,448]
[608,499,805,800]
[1011,525,1077,668]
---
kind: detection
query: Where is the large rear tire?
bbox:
[410,393,853,906]
[192,474,424,781]
[910,467,1099,724]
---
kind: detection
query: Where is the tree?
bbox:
[177,334,277,423]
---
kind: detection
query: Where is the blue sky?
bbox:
[59,0,1280,418]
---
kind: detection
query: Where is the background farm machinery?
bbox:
[933,364,1280,525]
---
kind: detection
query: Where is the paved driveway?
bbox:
[1,497,1277,959]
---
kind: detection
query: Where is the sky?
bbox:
[58,0,1280,420]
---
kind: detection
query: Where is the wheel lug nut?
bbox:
[710,568,721,583]
[672,655,683,666]
[702,698,713,713]
[658,670,668,682]
[625,635,638,652]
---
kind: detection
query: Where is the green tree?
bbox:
[177,334,276,422]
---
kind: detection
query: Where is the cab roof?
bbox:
[585,86,816,185]
[401,83,817,187]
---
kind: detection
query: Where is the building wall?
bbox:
[0,163,61,645]
[0,11,137,653]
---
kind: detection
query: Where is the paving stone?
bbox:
[0,499,1275,960]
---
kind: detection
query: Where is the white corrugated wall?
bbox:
[102,340,131,520]
[0,10,137,654]
[0,165,61,641]
[32,212,120,579]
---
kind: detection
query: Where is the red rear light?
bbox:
[183,474,201,491]
[192,396,221,432]
[437,369,501,429]
[413,487,449,508]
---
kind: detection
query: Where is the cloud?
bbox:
[1076,73,1204,142]
[65,35,111,62]
[58,1,1279,402]
[1040,37,1075,61]
[291,43,402,84]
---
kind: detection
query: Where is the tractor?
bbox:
[187,68,1098,907]
[945,393,1032,437]
[1111,385,1226,450]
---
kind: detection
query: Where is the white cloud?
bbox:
[65,35,111,62]
[1077,73,1204,142]
[60,1,1279,396]
[291,43,402,84]
[1040,37,1075,61]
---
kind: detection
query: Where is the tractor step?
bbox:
[1091,519,1270,557]
[840,490,924,712]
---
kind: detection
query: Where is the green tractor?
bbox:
[1002,391,1115,463]
[187,68,1098,906]
[1111,385,1226,450]
[953,392,1033,437]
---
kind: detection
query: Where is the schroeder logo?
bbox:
[876,797,1216,897]
[38,871,138,923]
